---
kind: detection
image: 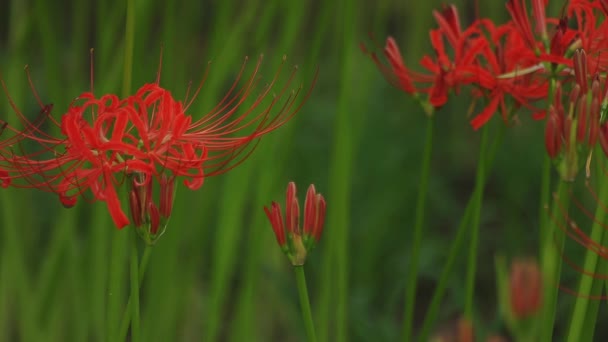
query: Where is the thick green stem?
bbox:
[463,127,489,319]
[401,116,434,341]
[295,266,318,342]
[540,180,570,341]
[567,155,608,342]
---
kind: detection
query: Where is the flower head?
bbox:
[0,55,315,231]
[264,182,326,266]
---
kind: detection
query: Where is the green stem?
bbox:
[417,197,473,342]
[463,127,489,319]
[294,266,318,342]
[129,233,141,342]
[401,116,434,341]
[540,180,570,341]
[540,78,557,249]
[117,245,153,341]
[567,155,608,342]
[107,232,129,342]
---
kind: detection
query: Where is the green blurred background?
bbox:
[0,0,600,341]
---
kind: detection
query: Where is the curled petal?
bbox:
[183,167,204,190]
[60,193,77,208]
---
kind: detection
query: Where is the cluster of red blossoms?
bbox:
[364,0,608,180]
[0,55,312,241]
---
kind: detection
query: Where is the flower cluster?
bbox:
[0,56,313,238]
[264,182,326,266]
[363,0,608,138]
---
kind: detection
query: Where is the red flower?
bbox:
[0,56,315,230]
[362,5,483,112]
[264,182,326,265]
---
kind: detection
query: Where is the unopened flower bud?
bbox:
[576,96,587,143]
[264,182,327,266]
[303,184,327,250]
[574,49,588,94]
[532,0,547,41]
[509,259,542,319]
[159,174,175,219]
[545,107,562,158]
[128,172,172,245]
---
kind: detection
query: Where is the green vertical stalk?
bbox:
[539,78,558,250]
[566,155,607,342]
[295,266,318,342]
[106,228,129,342]
[463,127,489,319]
[117,245,153,341]
[540,180,570,341]
[401,116,434,341]
[90,213,110,340]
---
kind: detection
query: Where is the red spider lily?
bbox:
[361,5,482,113]
[0,55,315,229]
[264,182,326,266]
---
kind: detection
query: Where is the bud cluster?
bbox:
[128,172,176,245]
[545,49,608,181]
[264,182,326,266]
